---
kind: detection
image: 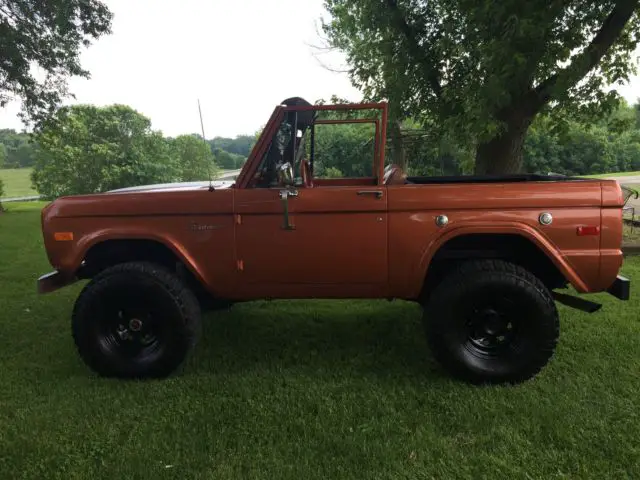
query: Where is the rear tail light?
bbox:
[576,226,600,236]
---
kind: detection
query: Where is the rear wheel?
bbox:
[423,259,559,384]
[72,262,201,379]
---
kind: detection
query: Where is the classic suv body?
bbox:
[40,167,624,300]
[37,97,632,384]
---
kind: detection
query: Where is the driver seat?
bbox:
[383,164,407,185]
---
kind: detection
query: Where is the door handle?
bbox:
[279,188,296,230]
[357,190,384,199]
[279,189,298,199]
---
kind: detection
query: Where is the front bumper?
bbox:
[607,275,631,301]
[37,270,77,294]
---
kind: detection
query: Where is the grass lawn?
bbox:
[0,168,37,198]
[1,202,639,479]
[623,223,640,244]
[582,170,640,178]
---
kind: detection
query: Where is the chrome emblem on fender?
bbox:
[189,222,219,231]
[539,213,553,226]
[435,215,449,227]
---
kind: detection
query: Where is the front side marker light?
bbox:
[54,232,74,241]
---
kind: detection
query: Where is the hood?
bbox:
[106,180,234,194]
[45,179,235,219]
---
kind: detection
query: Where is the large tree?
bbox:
[0,0,112,126]
[0,129,37,167]
[31,104,179,199]
[323,0,640,173]
[170,134,219,182]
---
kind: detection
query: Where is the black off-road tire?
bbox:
[72,261,201,379]
[423,259,559,385]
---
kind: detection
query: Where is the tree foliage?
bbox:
[170,134,218,181]
[209,135,257,158]
[0,129,36,167]
[523,101,640,175]
[31,105,178,199]
[213,148,245,170]
[304,95,640,178]
[322,0,640,173]
[0,0,113,126]
[312,122,377,177]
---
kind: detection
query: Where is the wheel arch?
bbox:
[74,233,210,295]
[417,224,589,299]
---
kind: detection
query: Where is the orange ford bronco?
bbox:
[38,97,632,384]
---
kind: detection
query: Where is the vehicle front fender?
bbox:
[66,228,208,288]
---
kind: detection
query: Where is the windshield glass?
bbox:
[253,119,309,187]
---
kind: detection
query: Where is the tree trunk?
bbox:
[474,113,533,175]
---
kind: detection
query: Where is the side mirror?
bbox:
[278,162,295,186]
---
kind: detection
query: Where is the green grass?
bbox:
[0,168,37,198]
[623,223,640,244]
[1,202,640,479]
[582,170,640,178]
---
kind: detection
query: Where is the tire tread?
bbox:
[423,259,559,384]
[71,261,201,378]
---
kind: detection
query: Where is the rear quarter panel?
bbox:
[387,179,623,298]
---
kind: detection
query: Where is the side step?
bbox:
[552,291,602,313]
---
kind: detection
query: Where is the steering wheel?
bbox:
[300,158,313,187]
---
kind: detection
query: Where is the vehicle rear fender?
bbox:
[416,222,590,297]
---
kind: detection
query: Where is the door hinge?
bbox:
[235,214,242,225]
[237,259,244,271]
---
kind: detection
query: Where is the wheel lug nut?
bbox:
[129,318,143,332]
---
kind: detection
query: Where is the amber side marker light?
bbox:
[576,226,600,236]
[54,232,74,241]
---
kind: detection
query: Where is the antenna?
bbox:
[198,98,215,191]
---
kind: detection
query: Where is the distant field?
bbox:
[582,171,640,178]
[0,168,242,200]
[0,168,37,198]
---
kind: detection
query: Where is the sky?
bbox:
[0,0,361,138]
[1,0,640,139]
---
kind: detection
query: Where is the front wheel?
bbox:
[72,262,202,379]
[423,260,559,385]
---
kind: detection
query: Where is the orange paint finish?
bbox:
[388,211,600,297]
[41,179,624,300]
[38,100,628,304]
[389,180,605,211]
[599,207,625,290]
[601,180,625,207]
[386,182,617,296]
[42,189,240,298]
[233,185,387,297]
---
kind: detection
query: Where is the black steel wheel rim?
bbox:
[459,286,529,359]
[93,282,174,362]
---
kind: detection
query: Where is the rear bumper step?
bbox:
[552,291,602,313]
[607,275,630,301]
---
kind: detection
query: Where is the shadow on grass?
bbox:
[187,299,447,380]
